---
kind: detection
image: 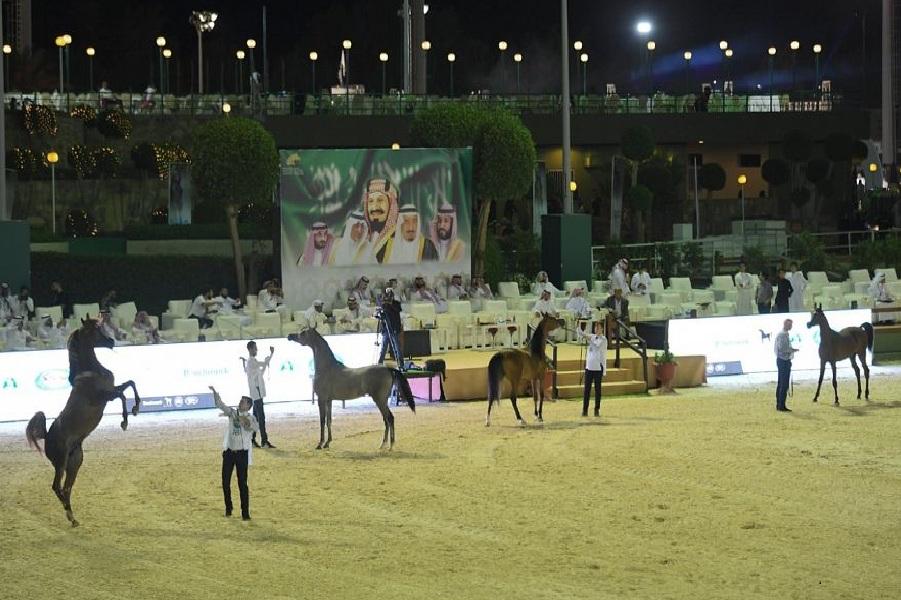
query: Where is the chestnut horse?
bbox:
[486,314,560,426]
[25,318,140,526]
[806,306,874,405]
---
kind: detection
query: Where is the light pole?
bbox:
[447,52,455,96]
[342,39,352,113]
[162,49,172,96]
[420,40,431,92]
[580,52,588,97]
[572,40,582,94]
[498,40,508,92]
[724,48,733,90]
[189,10,217,94]
[47,151,59,234]
[54,36,65,93]
[789,40,800,94]
[2,44,10,91]
[636,20,652,94]
[309,51,318,94]
[646,40,656,93]
[513,52,522,93]
[719,40,728,84]
[379,52,389,95]
[738,173,747,247]
[236,50,245,93]
[683,51,692,94]
[62,34,72,93]
[768,46,776,111]
[246,38,257,75]
[85,47,95,91]
[813,43,822,97]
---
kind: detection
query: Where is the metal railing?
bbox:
[5,89,849,118]
[611,316,649,388]
[787,228,901,256]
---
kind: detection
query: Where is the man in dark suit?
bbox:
[774,268,793,313]
[602,287,630,323]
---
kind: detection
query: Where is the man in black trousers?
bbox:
[377,288,405,370]
[210,386,258,520]
[773,269,793,313]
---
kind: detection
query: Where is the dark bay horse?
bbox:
[25,318,141,526]
[806,306,874,405]
[288,328,414,450]
[486,314,560,426]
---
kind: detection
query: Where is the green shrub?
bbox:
[22,102,58,136]
[7,147,48,180]
[788,231,827,271]
[680,242,704,276]
[97,109,132,140]
[64,209,100,238]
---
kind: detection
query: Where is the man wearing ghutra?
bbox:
[297,222,335,267]
[386,204,438,264]
[331,211,370,266]
[363,178,400,264]
[429,201,466,262]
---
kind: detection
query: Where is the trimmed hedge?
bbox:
[122,223,270,240]
[31,253,245,316]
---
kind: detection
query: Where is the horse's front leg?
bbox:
[850,355,862,400]
[315,399,327,450]
[830,361,839,405]
[324,400,333,449]
[861,352,870,400]
[813,361,825,403]
[121,380,141,416]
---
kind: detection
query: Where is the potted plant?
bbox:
[654,346,678,393]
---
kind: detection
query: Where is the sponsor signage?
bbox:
[668,309,872,374]
[0,333,378,422]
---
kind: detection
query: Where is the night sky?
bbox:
[28,0,878,102]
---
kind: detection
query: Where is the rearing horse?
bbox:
[806,305,874,405]
[288,328,415,450]
[486,314,560,426]
[25,318,141,526]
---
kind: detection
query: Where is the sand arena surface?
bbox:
[1,377,900,600]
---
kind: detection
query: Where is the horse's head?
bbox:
[288,327,314,347]
[539,314,561,334]
[74,316,115,351]
[807,304,827,329]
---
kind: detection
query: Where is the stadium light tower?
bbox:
[189,10,217,94]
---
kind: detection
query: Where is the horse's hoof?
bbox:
[132,405,139,416]
[485,420,491,427]
[536,416,544,423]
[315,445,322,450]
[120,420,128,431]
[70,519,79,528]
[812,398,818,403]
[517,419,526,427]
[834,401,840,406]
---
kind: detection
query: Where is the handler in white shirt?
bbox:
[210,386,258,520]
[242,341,274,449]
[734,262,755,316]
[577,320,607,417]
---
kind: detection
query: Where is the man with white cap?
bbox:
[429,201,467,262]
[303,299,331,335]
[298,222,335,267]
[385,204,438,264]
[332,211,370,266]
[610,259,630,295]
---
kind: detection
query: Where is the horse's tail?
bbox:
[25,411,47,453]
[487,353,504,406]
[393,370,416,413]
[862,322,875,352]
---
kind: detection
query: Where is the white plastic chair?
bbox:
[113,301,137,329]
[217,315,244,340]
[34,306,63,325]
[73,302,101,322]
[244,312,282,339]
[497,281,521,310]
[161,318,200,343]
[668,277,693,302]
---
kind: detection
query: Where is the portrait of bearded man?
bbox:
[297,221,335,267]
[429,201,467,262]
[362,178,399,264]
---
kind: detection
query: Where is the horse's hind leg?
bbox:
[830,361,839,405]
[375,397,395,450]
[813,361,825,402]
[861,351,871,400]
[850,355,862,400]
[510,393,525,425]
[62,444,84,527]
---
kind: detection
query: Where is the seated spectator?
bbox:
[0,282,13,324]
[257,281,284,313]
[38,314,68,349]
[531,271,560,296]
[412,276,448,313]
[132,311,161,344]
[602,288,630,323]
[870,272,895,304]
[100,289,119,312]
[468,276,494,311]
[214,287,242,314]
[189,288,217,329]
[98,81,120,108]
[349,276,375,307]
[630,266,651,296]
[386,278,407,303]
[337,297,373,333]
[12,286,35,320]
[447,274,468,301]
[99,310,127,341]
[141,84,156,111]
[532,289,559,318]
[565,287,593,319]
[303,299,330,335]
[50,281,74,318]
[5,317,34,350]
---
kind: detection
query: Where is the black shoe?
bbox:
[593,411,600,417]
[242,514,251,521]
[252,440,261,448]
[777,407,792,412]
[225,509,232,517]
[263,441,276,449]
[581,411,588,417]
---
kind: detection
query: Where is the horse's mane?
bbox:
[307,328,341,368]
[529,319,548,358]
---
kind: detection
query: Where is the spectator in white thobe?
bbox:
[788,264,807,312]
[447,274,469,301]
[468,277,494,312]
[734,262,755,316]
[531,271,560,296]
[337,297,374,333]
[303,300,331,335]
[37,314,68,349]
[630,266,651,296]
[609,259,630,295]
[565,287,593,319]
[532,289,559,318]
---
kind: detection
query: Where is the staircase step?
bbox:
[555,380,648,398]
[555,368,632,385]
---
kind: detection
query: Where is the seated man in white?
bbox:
[189,288,217,328]
[214,287,242,314]
[99,310,127,341]
[349,276,375,307]
[468,276,494,311]
[565,287,593,320]
[5,317,34,350]
[532,271,560,296]
[303,299,331,335]
[870,272,895,303]
[37,314,68,349]
[386,278,407,304]
[532,289,558,318]
[258,280,284,313]
[447,274,469,301]
[734,262,755,316]
[630,265,651,296]
[412,276,448,313]
[337,296,373,333]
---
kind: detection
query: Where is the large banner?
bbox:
[668,309,872,375]
[0,333,378,423]
[279,148,473,311]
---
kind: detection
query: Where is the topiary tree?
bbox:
[783,129,813,163]
[192,117,279,299]
[620,126,656,241]
[697,162,726,199]
[762,158,790,187]
[805,157,831,229]
[411,103,535,279]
